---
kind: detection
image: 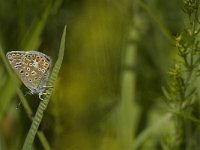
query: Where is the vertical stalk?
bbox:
[22,26,66,150]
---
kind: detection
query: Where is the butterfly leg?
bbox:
[39,93,45,101]
[39,91,51,101]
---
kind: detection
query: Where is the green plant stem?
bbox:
[22,26,66,150]
[37,132,51,150]
[138,0,173,42]
[133,114,172,150]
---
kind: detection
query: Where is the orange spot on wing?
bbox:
[44,63,49,69]
[36,57,41,62]
[40,59,45,64]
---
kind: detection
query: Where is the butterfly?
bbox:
[6,51,51,100]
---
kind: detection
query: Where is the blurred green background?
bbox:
[0,0,186,150]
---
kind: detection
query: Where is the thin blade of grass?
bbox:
[20,0,52,49]
[22,26,66,150]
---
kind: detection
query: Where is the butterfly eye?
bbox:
[29,63,33,66]
[12,54,16,57]
[29,79,32,82]
[15,66,18,69]
[27,67,30,71]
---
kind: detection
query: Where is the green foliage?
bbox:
[2,0,200,150]
[163,0,200,149]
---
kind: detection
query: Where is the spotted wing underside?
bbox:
[6,51,51,93]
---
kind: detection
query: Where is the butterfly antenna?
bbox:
[43,85,53,88]
[26,90,33,96]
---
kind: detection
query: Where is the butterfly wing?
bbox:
[6,51,35,90]
[23,51,51,91]
[7,51,51,94]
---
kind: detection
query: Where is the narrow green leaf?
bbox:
[22,26,66,150]
[20,0,52,49]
